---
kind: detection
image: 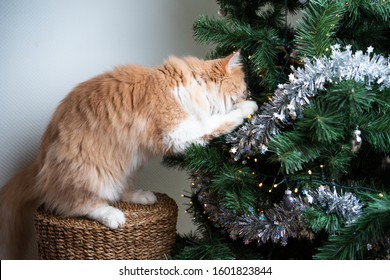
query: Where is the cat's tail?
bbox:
[0,163,41,259]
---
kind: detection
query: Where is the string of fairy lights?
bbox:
[180,166,368,245]
[179,150,386,245]
[182,166,384,206]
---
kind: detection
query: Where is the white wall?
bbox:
[0,0,219,234]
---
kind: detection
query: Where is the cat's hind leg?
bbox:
[120,173,157,205]
[49,196,127,229]
[121,189,157,205]
[43,180,127,229]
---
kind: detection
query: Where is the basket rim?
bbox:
[34,192,178,230]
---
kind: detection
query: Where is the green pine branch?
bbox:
[216,0,301,26]
[268,131,321,174]
[297,100,345,143]
[314,193,390,260]
[322,81,376,122]
[295,1,345,59]
[321,0,390,54]
[193,15,280,51]
[343,0,390,25]
[212,165,259,212]
[318,146,355,176]
[304,206,345,235]
[358,111,390,153]
[163,144,227,175]
[173,236,236,260]
[193,15,283,90]
[267,79,390,178]
[164,143,260,213]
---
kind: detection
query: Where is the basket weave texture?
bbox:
[34,192,178,260]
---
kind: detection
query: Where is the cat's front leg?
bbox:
[203,100,258,140]
[164,100,257,153]
[86,204,126,229]
[120,166,157,205]
[234,100,258,118]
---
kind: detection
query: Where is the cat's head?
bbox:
[213,51,248,103]
[164,52,249,113]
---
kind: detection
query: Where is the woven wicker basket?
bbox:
[34,192,178,260]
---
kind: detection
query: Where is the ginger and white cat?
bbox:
[0,52,257,259]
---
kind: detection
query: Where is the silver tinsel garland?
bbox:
[192,174,363,246]
[305,185,363,223]
[227,45,390,160]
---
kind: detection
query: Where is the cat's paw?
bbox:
[87,206,126,229]
[236,100,258,118]
[129,190,157,205]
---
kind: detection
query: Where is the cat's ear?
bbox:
[223,51,241,73]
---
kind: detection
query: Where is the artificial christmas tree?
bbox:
[165,0,390,259]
